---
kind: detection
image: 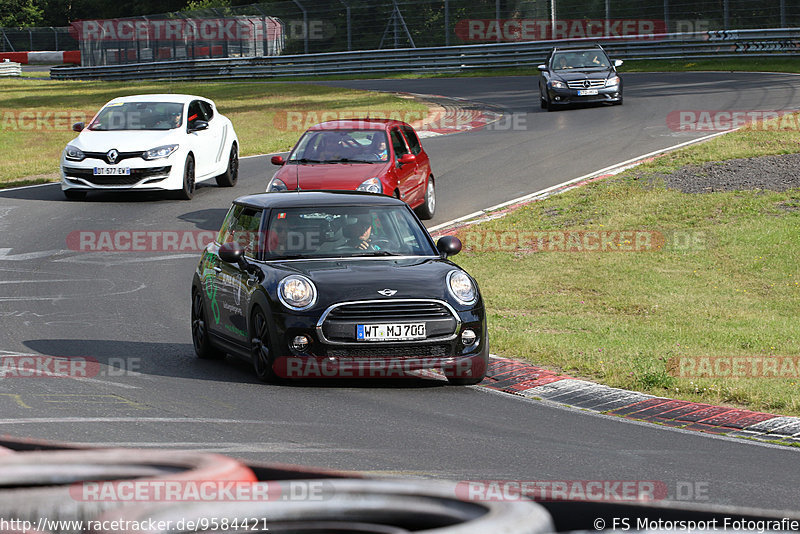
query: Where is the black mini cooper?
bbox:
[191,191,488,384]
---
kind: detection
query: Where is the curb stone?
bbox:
[481,356,800,447]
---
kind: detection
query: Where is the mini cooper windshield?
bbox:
[88,101,184,131]
[249,205,437,260]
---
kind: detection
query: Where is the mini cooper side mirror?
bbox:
[614,59,624,67]
[218,241,244,265]
[72,122,85,132]
[537,64,547,72]
[219,241,263,280]
[271,155,285,165]
[190,120,209,132]
[436,235,462,258]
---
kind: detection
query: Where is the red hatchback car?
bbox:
[267,119,436,219]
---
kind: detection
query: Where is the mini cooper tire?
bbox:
[176,154,196,200]
[414,176,435,220]
[215,143,239,188]
[251,308,277,382]
[191,289,225,360]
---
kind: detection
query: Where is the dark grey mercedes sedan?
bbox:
[538,44,624,111]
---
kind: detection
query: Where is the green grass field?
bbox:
[451,117,800,415]
[0,78,429,188]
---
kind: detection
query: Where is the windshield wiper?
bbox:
[291,158,323,164]
[352,251,401,257]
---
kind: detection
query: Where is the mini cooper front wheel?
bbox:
[250,307,277,382]
[191,289,225,360]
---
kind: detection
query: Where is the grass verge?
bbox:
[0,78,428,187]
[450,116,800,416]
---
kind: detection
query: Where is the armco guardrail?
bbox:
[51,27,800,81]
[0,61,21,76]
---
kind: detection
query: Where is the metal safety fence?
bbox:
[4,0,800,65]
[50,27,800,81]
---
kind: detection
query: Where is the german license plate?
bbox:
[93,167,131,175]
[356,323,426,341]
[577,89,598,96]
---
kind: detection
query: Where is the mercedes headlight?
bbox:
[278,275,317,311]
[447,270,477,305]
[267,177,289,192]
[142,144,179,160]
[65,145,85,162]
[551,80,566,89]
[356,177,382,194]
[606,76,620,87]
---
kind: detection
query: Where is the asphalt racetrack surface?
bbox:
[1,72,799,511]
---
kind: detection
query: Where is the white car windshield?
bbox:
[88,102,184,131]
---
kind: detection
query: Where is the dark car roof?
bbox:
[233,190,407,210]
[308,118,410,131]
[551,44,605,52]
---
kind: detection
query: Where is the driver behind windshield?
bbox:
[343,219,376,250]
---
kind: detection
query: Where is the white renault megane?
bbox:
[60,94,239,200]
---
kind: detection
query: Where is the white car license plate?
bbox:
[357,323,426,341]
[577,89,599,96]
[93,167,131,176]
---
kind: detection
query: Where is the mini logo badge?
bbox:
[378,289,397,296]
[107,149,119,164]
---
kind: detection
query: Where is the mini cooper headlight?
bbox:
[356,177,382,194]
[606,76,620,87]
[447,270,477,305]
[551,80,566,89]
[278,275,317,311]
[267,177,289,192]
[142,144,179,160]
[65,145,85,161]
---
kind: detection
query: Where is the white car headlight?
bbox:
[278,275,317,311]
[142,144,179,160]
[447,270,477,305]
[64,145,85,161]
[267,177,289,192]
[551,80,566,89]
[356,177,382,194]
[606,76,620,87]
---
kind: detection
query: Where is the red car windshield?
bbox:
[288,130,389,164]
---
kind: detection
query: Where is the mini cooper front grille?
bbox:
[318,299,460,345]
[567,79,606,89]
[327,301,452,322]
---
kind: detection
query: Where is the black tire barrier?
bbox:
[92,478,554,534]
[0,449,256,534]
